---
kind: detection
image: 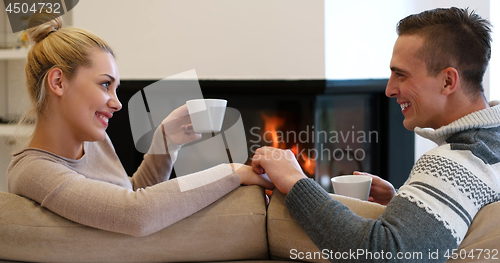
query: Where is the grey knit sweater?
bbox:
[286,101,500,262]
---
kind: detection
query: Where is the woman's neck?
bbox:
[29,115,85,160]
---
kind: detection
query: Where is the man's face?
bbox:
[386,35,447,131]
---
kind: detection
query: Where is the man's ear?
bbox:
[441,67,459,96]
[46,67,65,97]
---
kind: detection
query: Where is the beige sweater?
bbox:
[7,127,240,237]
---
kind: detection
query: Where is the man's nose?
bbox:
[385,78,399,98]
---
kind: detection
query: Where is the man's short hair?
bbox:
[397,7,492,96]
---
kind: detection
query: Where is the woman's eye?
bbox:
[101,81,111,89]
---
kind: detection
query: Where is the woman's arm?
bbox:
[129,125,179,189]
[130,104,200,189]
[9,155,240,237]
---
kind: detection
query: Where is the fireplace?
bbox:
[107,80,414,190]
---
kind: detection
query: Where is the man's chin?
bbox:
[402,120,416,131]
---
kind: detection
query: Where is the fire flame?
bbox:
[291,145,316,176]
[261,113,286,149]
[260,112,316,176]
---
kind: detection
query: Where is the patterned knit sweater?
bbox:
[285,101,500,262]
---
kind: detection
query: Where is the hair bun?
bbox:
[26,10,63,43]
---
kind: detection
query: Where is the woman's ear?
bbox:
[46,67,65,97]
[441,67,459,96]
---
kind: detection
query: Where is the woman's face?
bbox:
[60,49,122,142]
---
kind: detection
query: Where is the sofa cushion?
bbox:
[0,185,268,263]
[448,201,500,262]
[267,190,500,262]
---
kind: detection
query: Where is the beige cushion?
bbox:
[449,201,500,262]
[0,185,269,263]
[267,190,500,262]
[267,190,385,262]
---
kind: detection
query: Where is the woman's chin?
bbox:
[88,130,107,142]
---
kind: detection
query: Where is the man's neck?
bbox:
[441,94,489,128]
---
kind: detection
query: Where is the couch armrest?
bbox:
[267,190,385,262]
[0,185,268,263]
[447,201,500,262]
[267,190,500,263]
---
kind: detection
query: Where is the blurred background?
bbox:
[0,0,498,192]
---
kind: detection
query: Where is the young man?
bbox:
[252,7,500,262]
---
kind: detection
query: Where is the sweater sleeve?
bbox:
[8,155,240,237]
[286,148,500,263]
[129,125,182,189]
[285,178,457,262]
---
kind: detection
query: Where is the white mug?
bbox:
[331,175,372,201]
[186,99,227,133]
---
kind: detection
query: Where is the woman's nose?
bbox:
[108,93,122,112]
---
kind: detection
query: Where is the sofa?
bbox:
[0,185,499,262]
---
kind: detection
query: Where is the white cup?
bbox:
[186,99,227,133]
[331,175,372,201]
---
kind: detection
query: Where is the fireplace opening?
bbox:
[108,80,414,190]
[215,93,317,176]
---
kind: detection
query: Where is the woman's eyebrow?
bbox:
[100,74,120,86]
[100,74,115,81]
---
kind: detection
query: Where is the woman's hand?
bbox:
[251,147,307,194]
[162,104,202,145]
[354,171,395,205]
[230,163,275,189]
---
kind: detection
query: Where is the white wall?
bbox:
[73,0,325,80]
[489,0,500,101]
[325,0,411,80]
[325,0,492,162]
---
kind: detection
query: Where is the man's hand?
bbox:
[162,104,202,145]
[251,147,307,194]
[354,171,395,205]
[230,163,275,189]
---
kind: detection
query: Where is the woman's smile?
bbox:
[95,111,112,127]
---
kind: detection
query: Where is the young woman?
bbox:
[7,11,273,237]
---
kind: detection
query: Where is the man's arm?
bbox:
[286,178,456,262]
[353,171,396,205]
[252,147,489,262]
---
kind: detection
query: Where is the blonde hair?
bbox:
[23,10,114,122]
